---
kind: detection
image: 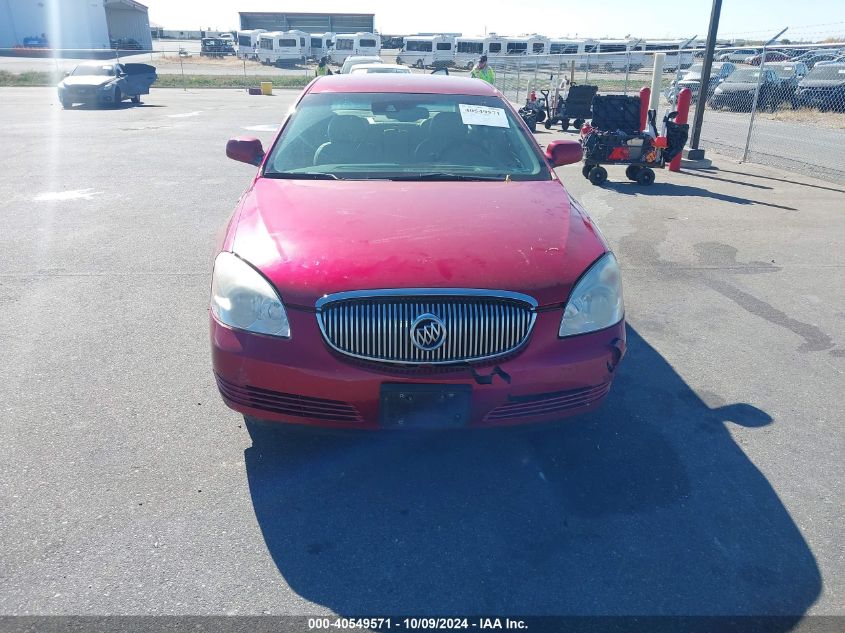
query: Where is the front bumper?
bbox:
[710,90,754,108]
[59,86,116,105]
[211,308,626,429]
[796,91,840,110]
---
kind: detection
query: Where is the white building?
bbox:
[0,0,152,51]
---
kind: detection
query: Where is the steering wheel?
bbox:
[435,140,486,164]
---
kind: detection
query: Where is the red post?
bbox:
[639,86,650,132]
[669,87,692,172]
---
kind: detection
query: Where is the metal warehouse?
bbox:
[0,0,152,50]
[239,11,375,34]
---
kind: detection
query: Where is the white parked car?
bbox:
[815,55,845,67]
[717,48,759,63]
[340,55,384,74]
[349,63,411,74]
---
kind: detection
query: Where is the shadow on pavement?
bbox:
[244,326,820,621]
[603,180,798,210]
[64,102,164,110]
[703,167,845,195]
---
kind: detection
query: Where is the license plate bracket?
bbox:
[379,384,472,428]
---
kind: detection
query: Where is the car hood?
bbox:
[231,179,608,308]
[799,79,845,88]
[716,81,759,92]
[60,76,114,88]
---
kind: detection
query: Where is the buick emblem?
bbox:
[410,313,447,351]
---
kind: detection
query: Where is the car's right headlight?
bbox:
[210,251,290,337]
[559,253,624,337]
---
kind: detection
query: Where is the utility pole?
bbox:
[686,0,722,160]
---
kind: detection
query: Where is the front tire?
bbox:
[625,165,641,181]
[636,167,655,186]
[60,96,71,109]
[131,95,140,104]
[588,165,608,185]
[582,164,592,179]
[113,87,122,106]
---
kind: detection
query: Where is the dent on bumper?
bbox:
[210,309,626,429]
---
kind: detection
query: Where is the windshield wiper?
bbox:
[388,173,507,181]
[263,172,339,180]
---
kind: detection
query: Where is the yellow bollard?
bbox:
[260,81,273,96]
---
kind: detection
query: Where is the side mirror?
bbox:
[545,139,583,167]
[226,137,265,166]
[64,71,71,77]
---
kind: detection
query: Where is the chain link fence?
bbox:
[3,40,844,181]
[482,43,845,182]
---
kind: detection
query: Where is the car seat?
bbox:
[313,115,379,166]
[414,111,473,164]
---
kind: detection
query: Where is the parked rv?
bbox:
[236,29,264,60]
[330,33,381,64]
[549,39,592,56]
[396,35,455,68]
[643,40,695,71]
[257,30,308,65]
[504,35,549,55]
[593,39,645,72]
[454,35,507,69]
[308,32,335,59]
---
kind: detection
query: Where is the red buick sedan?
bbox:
[211,74,625,429]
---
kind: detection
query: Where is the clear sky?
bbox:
[142,0,845,42]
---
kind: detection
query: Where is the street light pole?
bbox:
[687,0,722,160]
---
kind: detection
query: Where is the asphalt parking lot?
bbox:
[1,87,843,621]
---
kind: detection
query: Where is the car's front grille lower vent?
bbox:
[316,290,537,365]
[216,374,363,422]
[484,383,611,421]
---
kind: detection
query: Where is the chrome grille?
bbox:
[316,289,537,365]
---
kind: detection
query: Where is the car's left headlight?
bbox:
[210,251,291,337]
[559,252,624,337]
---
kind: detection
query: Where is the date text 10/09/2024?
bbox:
[308,618,528,630]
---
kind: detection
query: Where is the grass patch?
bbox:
[154,74,312,89]
[757,108,845,130]
[0,70,311,89]
[0,70,60,86]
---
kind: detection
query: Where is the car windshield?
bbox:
[805,65,845,80]
[352,67,409,74]
[264,92,548,181]
[728,69,762,82]
[72,65,114,77]
[770,65,797,78]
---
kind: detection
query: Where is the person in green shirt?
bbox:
[470,55,495,85]
[315,57,332,77]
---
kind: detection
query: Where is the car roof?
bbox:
[309,74,499,95]
[350,63,408,70]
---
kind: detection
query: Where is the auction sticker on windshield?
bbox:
[458,104,509,128]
